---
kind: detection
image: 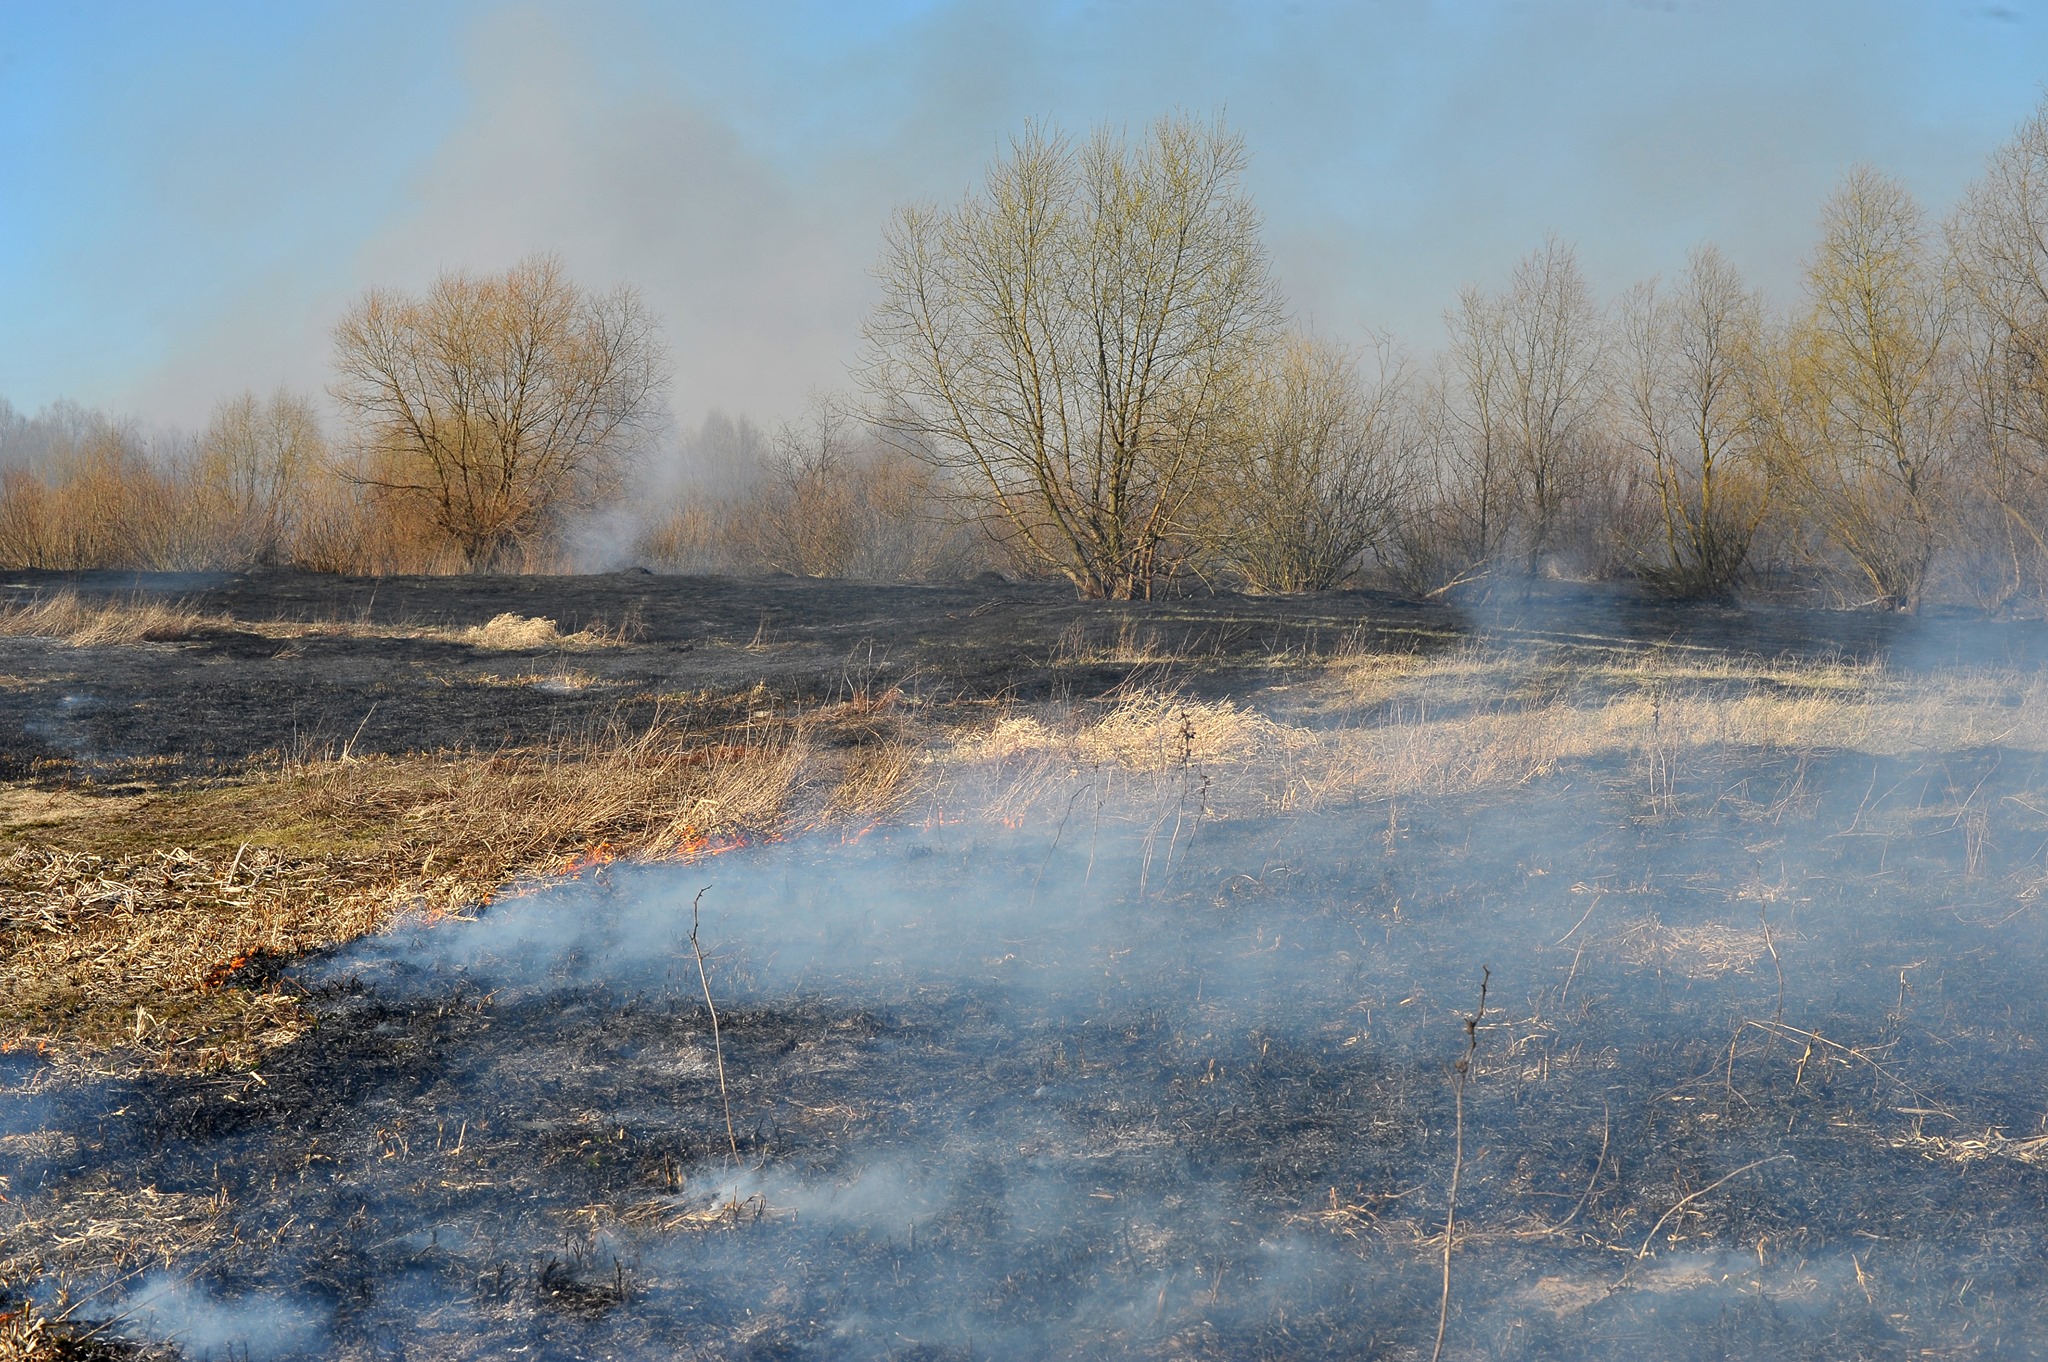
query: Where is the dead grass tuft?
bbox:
[0,591,214,647]
[1617,917,1776,980]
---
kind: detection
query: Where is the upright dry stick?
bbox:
[1432,965,1489,1362]
[689,886,740,1164]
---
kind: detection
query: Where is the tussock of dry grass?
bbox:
[0,590,214,646]
[459,611,631,650]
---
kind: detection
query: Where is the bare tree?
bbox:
[1761,168,1960,611]
[1950,96,2048,606]
[1412,239,1607,589]
[861,115,1282,599]
[331,254,667,572]
[1422,285,1521,582]
[189,389,323,566]
[1617,246,1768,597]
[1209,334,1414,592]
[1498,237,1609,575]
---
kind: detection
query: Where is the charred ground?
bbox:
[0,568,2012,783]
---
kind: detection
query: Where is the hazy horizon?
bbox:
[5,0,2045,436]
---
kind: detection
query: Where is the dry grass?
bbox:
[0,591,216,646]
[0,707,920,1067]
[242,609,634,650]
[0,593,638,653]
[942,644,2048,827]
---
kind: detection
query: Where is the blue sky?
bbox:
[3,0,2045,432]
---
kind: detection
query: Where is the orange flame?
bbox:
[557,840,619,876]
[199,953,253,991]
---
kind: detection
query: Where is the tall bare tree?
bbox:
[1497,237,1608,575]
[1422,284,1520,583]
[1209,334,1413,592]
[1951,96,2048,606]
[331,254,666,572]
[861,115,1282,599]
[1617,246,1767,597]
[1762,168,1960,610]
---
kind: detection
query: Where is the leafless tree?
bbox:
[1497,237,1609,575]
[1617,246,1768,597]
[1759,168,1960,610]
[331,254,667,572]
[861,115,1283,599]
[1421,285,1521,583]
[1950,96,2048,606]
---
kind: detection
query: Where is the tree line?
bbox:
[12,103,2048,611]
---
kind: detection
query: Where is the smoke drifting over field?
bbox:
[12,615,2048,1358]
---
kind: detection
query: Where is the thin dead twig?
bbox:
[688,886,740,1164]
[1432,965,1489,1362]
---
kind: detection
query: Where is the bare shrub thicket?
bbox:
[0,392,461,574]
